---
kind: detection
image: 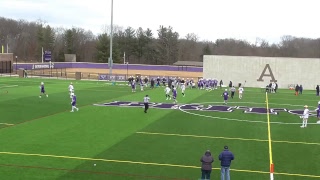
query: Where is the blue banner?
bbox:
[98,74,126,81]
[44,51,52,61]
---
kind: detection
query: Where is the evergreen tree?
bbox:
[123,27,137,62]
[136,27,147,63]
[43,25,55,51]
[96,34,109,63]
[96,33,121,63]
[57,50,65,62]
[142,28,154,64]
[64,29,74,54]
[203,43,212,55]
[157,25,179,64]
[36,25,44,60]
[112,42,121,63]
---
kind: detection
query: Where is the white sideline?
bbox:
[0,123,14,126]
[0,85,18,88]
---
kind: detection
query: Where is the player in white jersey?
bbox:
[315,101,320,124]
[164,85,171,100]
[301,105,309,128]
[69,82,74,98]
[271,82,276,93]
[190,78,195,88]
[144,76,149,87]
[238,87,244,99]
[180,78,186,97]
[140,81,144,91]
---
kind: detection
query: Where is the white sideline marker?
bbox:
[0,85,18,88]
[0,123,14,126]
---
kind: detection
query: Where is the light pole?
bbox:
[126,62,129,78]
[109,0,113,76]
[15,56,18,74]
[123,52,126,64]
[6,35,9,53]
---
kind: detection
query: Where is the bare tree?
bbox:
[1,16,320,64]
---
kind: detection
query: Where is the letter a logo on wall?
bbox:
[257,64,277,82]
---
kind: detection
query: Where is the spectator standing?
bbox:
[219,146,234,180]
[295,84,299,96]
[228,81,232,89]
[200,150,214,180]
[299,85,303,94]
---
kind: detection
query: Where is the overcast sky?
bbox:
[2,0,320,43]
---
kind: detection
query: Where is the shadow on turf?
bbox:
[0,163,189,180]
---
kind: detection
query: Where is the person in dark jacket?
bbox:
[150,78,155,89]
[299,85,303,94]
[265,84,270,93]
[219,146,234,180]
[228,81,232,89]
[200,150,214,180]
[220,80,223,89]
[295,84,299,96]
[316,85,319,96]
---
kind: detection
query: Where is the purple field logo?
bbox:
[93,101,316,117]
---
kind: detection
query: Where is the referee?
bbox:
[230,86,236,99]
[144,95,150,113]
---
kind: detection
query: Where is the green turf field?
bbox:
[0,77,319,180]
